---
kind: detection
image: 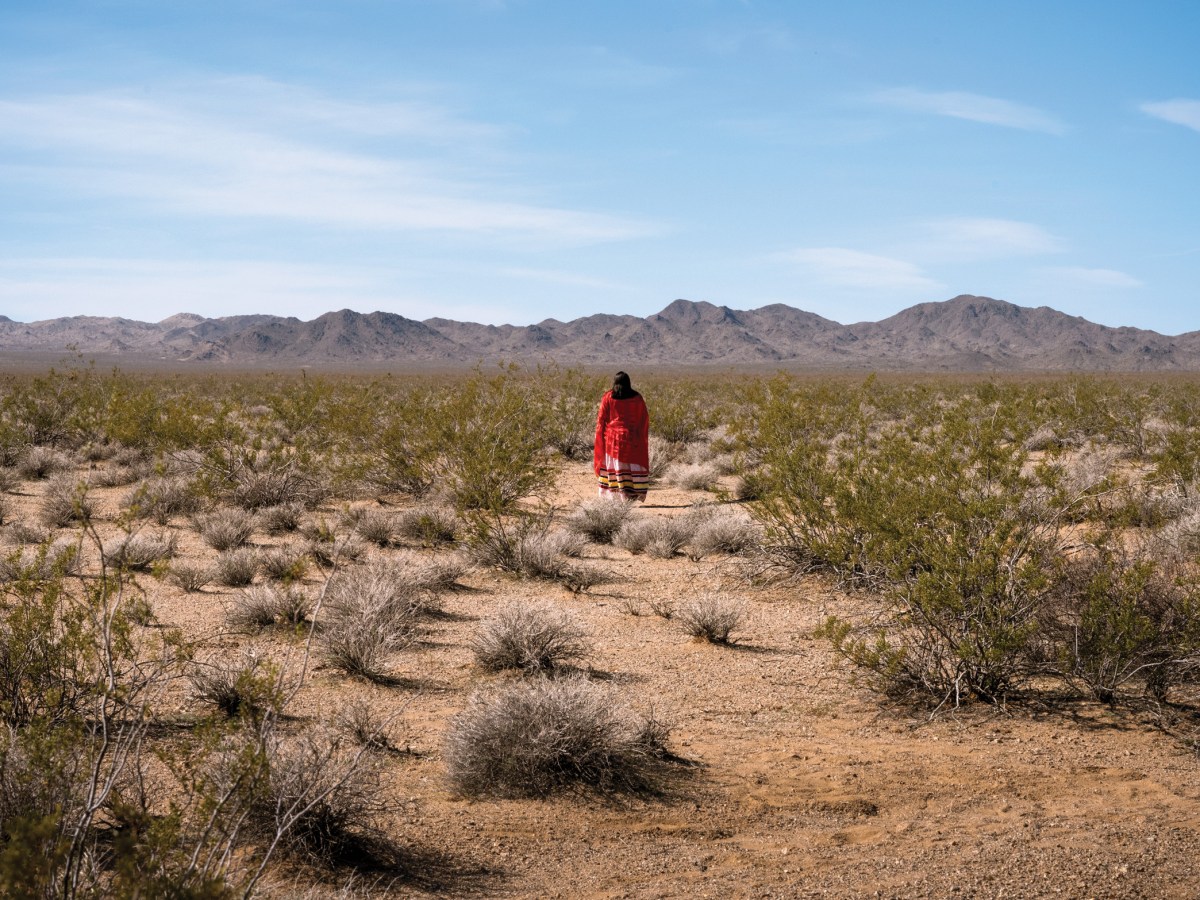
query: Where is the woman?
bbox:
[594,371,650,502]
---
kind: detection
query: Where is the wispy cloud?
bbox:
[873,88,1066,134]
[911,217,1066,261]
[1141,99,1200,132]
[778,247,941,290]
[0,257,407,322]
[1042,266,1143,288]
[0,82,659,244]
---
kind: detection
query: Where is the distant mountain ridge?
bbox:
[2,295,1199,371]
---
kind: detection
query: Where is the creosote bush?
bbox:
[444,677,676,798]
[472,602,591,673]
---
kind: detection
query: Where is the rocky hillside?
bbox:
[3,295,1199,370]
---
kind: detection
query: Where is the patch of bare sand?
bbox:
[5,460,1200,898]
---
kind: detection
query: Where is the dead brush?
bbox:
[335,699,399,752]
[0,538,82,583]
[387,549,472,596]
[195,508,257,551]
[676,594,745,644]
[123,475,205,525]
[319,565,425,682]
[214,548,259,587]
[349,508,398,547]
[257,544,311,583]
[394,504,459,546]
[167,561,212,593]
[227,584,311,630]
[687,509,763,560]
[188,649,282,720]
[91,458,154,488]
[230,461,326,511]
[668,461,720,492]
[444,676,678,798]
[614,517,689,559]
[472,602,592,673]
[17,446,71,480]
[260,501,306,535]
[250,729,385,867]
[38,474,94,528]
[647,435,682,485]
[565,497,638,544]
[466,512,601,591]
[102,531,177,571]
[0,468,19,494]
[3,522,49,546]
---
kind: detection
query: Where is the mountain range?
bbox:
[2,295,1199,371]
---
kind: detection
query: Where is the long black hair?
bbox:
[611,371,639,400]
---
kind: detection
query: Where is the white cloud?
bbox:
[1042,266,1143,288]
[0,257,412,322]
[1141,99,1200,133]
[874,88,1066,135]
[912,217,1066,261]
[0,83,659,245]
[779,247,941,290]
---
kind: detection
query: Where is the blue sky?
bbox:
[1,1,1198,332]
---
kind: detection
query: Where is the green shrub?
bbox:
[1043,547,1200,703]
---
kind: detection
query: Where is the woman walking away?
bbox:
[594,371,650,502]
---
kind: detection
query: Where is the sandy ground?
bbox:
[6,459,1200,899]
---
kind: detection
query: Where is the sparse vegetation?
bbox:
[38,474,94,528]
[228,584,311,630]
[196,507,257,551]
[676,594,745,644]
[566,497,637,544]
[444,677,677,798]
[102,530,177,571]
[214,547,259,587]
[472,601,592,673]
[319,564,424,681]
[7,364,1200,894]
